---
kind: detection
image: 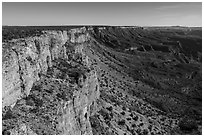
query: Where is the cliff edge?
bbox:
[2,27,100,135]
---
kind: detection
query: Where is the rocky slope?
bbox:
[2,27,100,135]
[2,26,202,135]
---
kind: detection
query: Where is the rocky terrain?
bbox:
[2,26,202,135]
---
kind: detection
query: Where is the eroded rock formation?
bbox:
[2,27,100,135]
[2,26,202,135]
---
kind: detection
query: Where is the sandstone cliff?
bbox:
[3,26,202,135]
[2,27,100,135]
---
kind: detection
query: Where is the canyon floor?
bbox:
[2,26,202,135]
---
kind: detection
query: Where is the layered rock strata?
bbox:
[2,27,100,135]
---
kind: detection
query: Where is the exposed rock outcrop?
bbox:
[2,27,100,135]
[3,26,202,135]
[2,27,90,107]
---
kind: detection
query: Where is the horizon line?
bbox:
[2,24,202,28]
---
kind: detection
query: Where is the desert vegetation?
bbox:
[2,26,202,135]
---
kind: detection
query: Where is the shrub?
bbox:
[122,106,126,111]
[142,129,149,135]
[127,117,131,121]
[118,119,126,125]
[178,117,198,132]
[106,106,113,111]
[2,130,11,135]
[2,109,14,120]
[121,111,125,115]
[132,124,136,128]
[133,116,139,121]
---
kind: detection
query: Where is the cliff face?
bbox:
[3,26,201,135]
[2,27,100,135]
[57,70,99,135]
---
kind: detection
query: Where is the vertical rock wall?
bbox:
[2,27,100,134]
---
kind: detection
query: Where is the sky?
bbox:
[2,2,202,27]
